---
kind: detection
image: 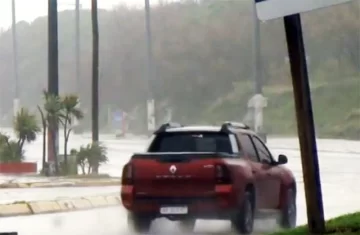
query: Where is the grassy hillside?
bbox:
[203,77,360,140]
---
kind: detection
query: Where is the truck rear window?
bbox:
[148,132,233,153]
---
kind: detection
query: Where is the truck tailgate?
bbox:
[131,153,221,197]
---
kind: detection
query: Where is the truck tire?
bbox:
[279,188,297,229]
[179,219,196,232]
[231,191,255,234]
[127,213,152,233]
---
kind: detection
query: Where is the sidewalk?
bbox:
[0,192,122,218]
[0,186,119,204]
[0,175,121,188]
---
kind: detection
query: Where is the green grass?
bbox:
[268,212,360,235]
[203,77,360,140]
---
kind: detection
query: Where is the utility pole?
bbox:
[145,0,156,133]
[48,0,59,174]
[75,0,80,94]
[249,0,267,141]
[72,0,82,132]
[91,0,99,143]
[11,0,19,118]
[252,0,262,94]
[284,14,325,233]
[358,0,360,74]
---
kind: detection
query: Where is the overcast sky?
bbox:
[0,0,169,30]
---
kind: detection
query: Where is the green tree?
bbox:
[72,147,87,175]
[0,1,358,138]
[13,107,40,154]
[0,133,23,163]
[87,142,108,174]
[44,92,64,174]
[61,94,84,173]
[0,107,39,163]
[73,142,108,175]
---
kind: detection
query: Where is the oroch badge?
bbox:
[169,165,177,174]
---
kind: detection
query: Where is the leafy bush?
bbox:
[0,108,39,163]
[71,142,108,175]
[0,133,24,163]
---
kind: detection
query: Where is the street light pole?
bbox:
[145,0,156,133]
[75,0,80,94]
[249,0,267,141]
[48,0,59,173]
[11,0,19,118]
[91,0,99,143]
[252,0,262,94]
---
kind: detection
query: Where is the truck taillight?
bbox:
[122,164,134,185]
[215,164,232,184]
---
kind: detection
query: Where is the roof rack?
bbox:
[220,121,250,133]
[154,122,183,134]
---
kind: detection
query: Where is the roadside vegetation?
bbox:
[204,78,360,140]
[0,92,108,177]
[268,212,360,235]
[0,0,358,139]
[0,108,40,163]
[37,91,108,176]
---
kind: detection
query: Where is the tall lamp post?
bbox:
[91,0,99,144]
[75,0,80,95]
[11,0,19,118]
[59,1,82,94]
[252,0,262,95]
[48,0,59,174]
[145,0,156,134]
[246,1,268,142]
[60,1,82,131]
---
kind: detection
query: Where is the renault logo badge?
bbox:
[169,165,177,174]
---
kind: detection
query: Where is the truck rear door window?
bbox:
[148,132,233,153]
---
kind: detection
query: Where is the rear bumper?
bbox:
[121,184,237,220]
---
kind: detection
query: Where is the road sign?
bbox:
[255,0,354,21]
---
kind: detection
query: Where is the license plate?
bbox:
[160,206,188,215]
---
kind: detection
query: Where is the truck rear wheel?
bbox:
[127,213,152,233]
[179,219,196,232]
[231,191,254,234]
[279,188,297,229]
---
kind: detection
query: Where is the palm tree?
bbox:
[62,94,84,172]
[13,107,40,153]
[0,132,24,163]
[44,92,64,174]
[0,108,39,163]
[87,142,108,174]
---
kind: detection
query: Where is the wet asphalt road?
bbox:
[0,133,359,235]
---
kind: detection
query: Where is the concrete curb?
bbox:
[0,194,122,217]
[0,179,121,189]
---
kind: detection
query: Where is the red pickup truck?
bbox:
[121,122,297,234]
